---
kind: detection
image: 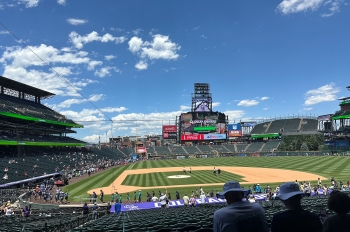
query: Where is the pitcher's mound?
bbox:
[167,175,191,179]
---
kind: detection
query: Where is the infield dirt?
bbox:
[88,166,327,195]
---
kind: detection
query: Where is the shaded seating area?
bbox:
[222,144,236,153]
[245,143,263,153]
[0,93,76,124]
[260,141,280,152]
[183,146,200,154]
[155,146,172,155]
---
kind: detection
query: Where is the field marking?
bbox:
[87,166,327,195]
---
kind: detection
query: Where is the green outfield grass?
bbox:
[121,170,244,187]
[63,156,350,203]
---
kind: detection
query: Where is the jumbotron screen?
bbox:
[180,112,226,140]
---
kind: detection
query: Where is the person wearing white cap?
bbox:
[213,181,268,232]
[271,182,322,232]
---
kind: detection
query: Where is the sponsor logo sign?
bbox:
[229,130,242,137]
[162,125,177,132]
[204,134,226,140]
[228,124,242,131]
[181,134,204,140]
[163,132,177,139]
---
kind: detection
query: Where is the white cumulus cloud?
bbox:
[66,18,88,26]
[277,0,324,14]
[94,66,120,78]
[69,31,126,49]
[135,61,148,70]
[57,0,66,5]
[261,96,270,101]
[128,34,180,70]
[237,99,259,107]
[104,55,116,60]
[21,0,40,8]
[304,83,340,106]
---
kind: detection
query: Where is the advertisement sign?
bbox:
[181,134,204,141]
[162,125,177,133]
[317,114,332,121]
[163,132,177,139]
[180,112,226,134]
[241,122,257,127]
[228,124,241,131]
[204,134,226,140]
[229,130,242,137]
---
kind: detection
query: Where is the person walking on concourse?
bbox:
[213,180,269,232]
[271,182,322,232]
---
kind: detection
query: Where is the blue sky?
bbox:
[1,0,350,143]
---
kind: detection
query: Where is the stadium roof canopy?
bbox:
[338,97,350,101]
[0,76,55,99]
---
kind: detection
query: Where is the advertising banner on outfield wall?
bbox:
[162,125,177,133]
[229,130,242,137]
[163,132,177,139]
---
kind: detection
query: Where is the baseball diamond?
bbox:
[63,156,350,201]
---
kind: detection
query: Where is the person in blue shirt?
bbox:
[114,202,122,213]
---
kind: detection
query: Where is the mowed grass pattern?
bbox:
[63,156,350,201]
[122,170,244,187]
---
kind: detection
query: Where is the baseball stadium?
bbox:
[0,79,350,231]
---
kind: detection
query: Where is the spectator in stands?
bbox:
[200,191,206,204]
[92,202,99,220]
[213,181,268,232]
[5,206,13,218]
[159,193,167,209]
[22,205,31,217]
[115,201,122,213]
[322,190,350,232]
[247,194,256,203]
[271,182,322,232]
[151,195,158,202]
[189,195,196,207]
[106,202,111,214]
[183,193,189,206]
[82,202,89,215]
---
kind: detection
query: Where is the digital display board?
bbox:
[180,112,226,140]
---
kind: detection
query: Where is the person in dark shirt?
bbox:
[322,190,350,232]
[271,182,322,232]
[106,202,111,214]
[82,202,89,215]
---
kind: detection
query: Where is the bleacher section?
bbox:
[146,146,156,155]
[182,146,199,154]
[197,145,215,154]
[300,119,318,131]
[171,146,187,155]
[70,195,338,232]
[260,141,280,152]
[266,119,287,134]
[155,146,171,155]
[0,147,118,184]
[210,145,225,153]
[246,143,263,152]
[223,144,236,153]
[120,147,134,156]
[236,144,248,152]
[250,122,269,134]
[281,118,300,132]
[101,147,127,159]
[0,94,76,124]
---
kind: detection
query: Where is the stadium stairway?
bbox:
[244,144,251,152]
[259,143,266,152]
[264,121,273,133]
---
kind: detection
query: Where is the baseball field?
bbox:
[63,156,350,202]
